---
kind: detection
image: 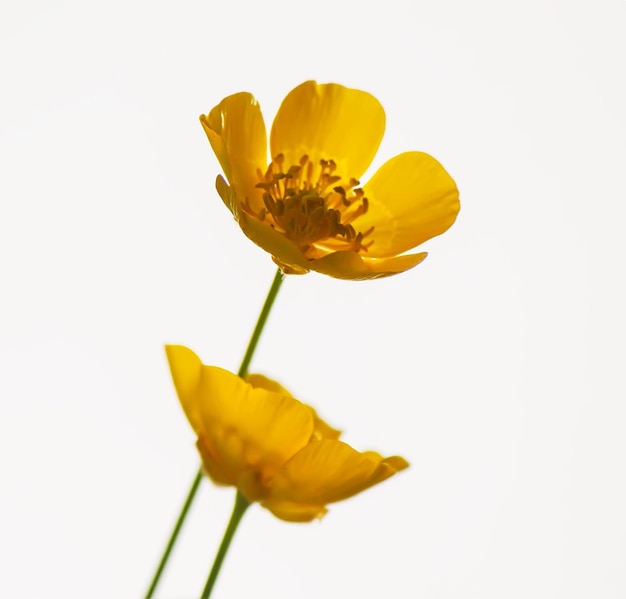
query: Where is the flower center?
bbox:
[242,154,374,259]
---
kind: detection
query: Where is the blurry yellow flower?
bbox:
[201,80,459,280]
[166,345,409,522]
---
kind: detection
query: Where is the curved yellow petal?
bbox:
[165,345,205,434]
[267,440,408,507]
[362,453,410,472]
[237,210,310,273]
[218,177,311,275]
[197,433,238,487]
[215,175,237,217]
[200,92,267,213]
[310,250,428,280]
[262,499,328,523]
[246,373,292,396]
[196,366,314,482]
[310,412,342,441]
[246,374,341,441]
[270,81,385,183]
[247,374,341,441]
[358,152,460,257]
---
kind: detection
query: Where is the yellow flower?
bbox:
[201,80,460,280]
[166,345,409,522]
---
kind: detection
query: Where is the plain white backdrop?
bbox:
[1,0,625,597]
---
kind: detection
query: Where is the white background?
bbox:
[1,0,625,597]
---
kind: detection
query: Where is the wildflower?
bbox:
[166,345,409,521]
[201,80,459,279]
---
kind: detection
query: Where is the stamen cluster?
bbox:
[243,154,374,258]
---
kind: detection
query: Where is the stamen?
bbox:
[286,165,300,178]
[245,153,375,257]
[262,193,274,213]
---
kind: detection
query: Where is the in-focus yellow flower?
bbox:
[201,80,460,280]
[166,345,409,522]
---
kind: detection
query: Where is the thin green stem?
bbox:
[144,469,203,599]
[199,492,250,599]
[236,268,285,379]
[144,268,285,599]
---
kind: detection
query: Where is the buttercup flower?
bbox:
[166,345,409,522]
[201,80,460,280]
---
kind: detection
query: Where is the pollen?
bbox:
[242,154,374,259]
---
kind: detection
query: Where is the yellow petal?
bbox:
[246,373,292,396]
[220,178,310,276]
[200,92,267,213]
[358,151,460,257]
[237,210,310,273]
[196,433,238,487]
[310,412,342,441]
[262,500,328,523]
[215,174,238,217]
[270,81,385,183]
[247,374,341,441]
[164,345,205,434]
[196,366,314,483]
[363,453,409,472]
[310,250,428,280]
[267,440,408,507]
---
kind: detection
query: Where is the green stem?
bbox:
[144,268,285,599]
[199,492,250,599]
[236,268,285,379]
[144,469,203,599]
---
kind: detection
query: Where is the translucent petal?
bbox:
[262,500,327,523]
[357,152,460,257]
[246,373,292,396]
[165,345,205,434]
[196,366,314,479]
[270,81,385,183]
[197,433,237,487]
[311,411,342,441]
[200,92,267,212]
[237,210,311,273]
[310,250,428,280]
[247,375,341,440]
[268,440,408,506]
[215,175,237,217]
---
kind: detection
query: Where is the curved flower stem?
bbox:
[199,492,250,599]
[144,268,285,599]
